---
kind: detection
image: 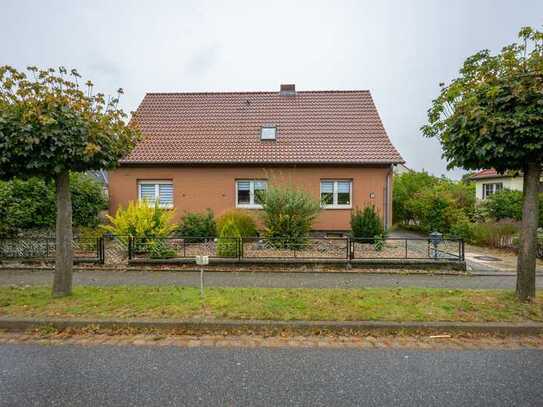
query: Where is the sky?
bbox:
[2,0,542,179]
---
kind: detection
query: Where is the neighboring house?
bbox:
[109,84,403,231]
[471,168,543,200]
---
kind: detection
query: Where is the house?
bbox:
[471,168,539,200]
[108,84,404,232]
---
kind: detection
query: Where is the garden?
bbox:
[0,179,463,264]
[393,170,543,258]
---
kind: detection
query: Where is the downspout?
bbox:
[384,166,392,230]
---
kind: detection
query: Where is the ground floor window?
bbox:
[482,182,502,199]
[320,180,352,208]
[236,180,267,208]
[138,180,173,208]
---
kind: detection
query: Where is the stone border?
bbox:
[131,258,468,271]
[1,317,542,335]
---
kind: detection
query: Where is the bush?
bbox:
[147,239,177,259]
[451,221,520,248]
[216,209,257,237]
[373,234,385,251]
[177,209,216,242]
[449,220,475,241]
[483,189,543,226]
[0,173,107,237]
[260,185,320,249]
[69,173,108,227]
[216,219,241,257]
[101,200,177,246]
[393,171,438,224]
[351,206,384,240]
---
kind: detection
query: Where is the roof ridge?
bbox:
[144,90,371,96]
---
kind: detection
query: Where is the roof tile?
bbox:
[122,90,403,164]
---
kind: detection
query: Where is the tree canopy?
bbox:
[422,27,543,173]
[422,27,543,301]
[0,65,140,179]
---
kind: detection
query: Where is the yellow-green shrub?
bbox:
[216,219,241,257]
[216,209,257,237]
[101,201,176,246]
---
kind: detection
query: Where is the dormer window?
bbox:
[260,126,277,140]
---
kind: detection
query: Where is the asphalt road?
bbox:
[0,344,541,406]
[1,269,542,289]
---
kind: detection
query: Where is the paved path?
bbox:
[1,343,541,406]
[1,269,542,289]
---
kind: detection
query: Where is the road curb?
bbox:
[1,318,542,335]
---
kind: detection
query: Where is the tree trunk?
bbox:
[516,161,541,302]
[52,171,73,297]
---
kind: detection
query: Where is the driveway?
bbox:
[1,269,542,289]
[1,344,541,406]
[390,229,543,273]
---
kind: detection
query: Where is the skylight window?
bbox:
[260,126,277,140]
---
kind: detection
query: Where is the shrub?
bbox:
[483,189,543,226]
[393,171,475,234]
[69,173,108,227]
[351,206,384,240]
[101,200,177,246]
[452,221,520,248]
[177,209,216,242]
[260,185,320,249]
[0,173,107,237]
[449,220,475,242]
[147,240,177,259]
[216,219,241,257]
[216,209,258,237]
[393,171,438,224]
[373,234,385,251]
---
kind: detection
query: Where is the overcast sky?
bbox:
[3,0,542,178]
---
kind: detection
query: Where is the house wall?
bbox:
[108,165,393,231]
[474,176,524,200]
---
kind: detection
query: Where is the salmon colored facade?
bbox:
[108,164,393,231]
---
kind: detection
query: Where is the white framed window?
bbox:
[260,126,277,140]
[320,180,352,209]
[138,180,173,208]
[236,180,267,208]
[482,182,503,199]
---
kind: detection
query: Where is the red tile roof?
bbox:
[470,169,515,179]
[471,169,499,179]
[122,89,403,165]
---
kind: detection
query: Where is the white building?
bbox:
[471,169,526,200]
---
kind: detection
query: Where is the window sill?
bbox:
[236,204,263,210]
[321,205,352,210]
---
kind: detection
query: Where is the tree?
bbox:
[422,27,543,301]
[0,66,140,296]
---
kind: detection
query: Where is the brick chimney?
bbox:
[279,84,296,96]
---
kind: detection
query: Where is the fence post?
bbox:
[128,236,133,260]
[460,239,465,261]
[96,237,101,263]
[346,237,350,260]
[238,238,242,261]
[405,239,408,259]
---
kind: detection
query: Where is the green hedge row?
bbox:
[0,173,107,237]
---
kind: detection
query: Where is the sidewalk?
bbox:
[1,269,542,289]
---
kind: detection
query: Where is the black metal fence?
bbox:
[0,235,465,264]
[0,237,104,263]
[128,236,465,262]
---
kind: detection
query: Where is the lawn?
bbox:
[0,286,542,322]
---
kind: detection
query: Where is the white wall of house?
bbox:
[474,176,524,200]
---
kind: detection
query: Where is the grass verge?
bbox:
[0,286,542,322]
